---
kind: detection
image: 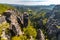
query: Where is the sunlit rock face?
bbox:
[0,9,24,40]
[0,9,29,40]
[9,14,22,36]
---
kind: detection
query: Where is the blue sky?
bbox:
[0,0,60,5]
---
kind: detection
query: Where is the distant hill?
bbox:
[11,4,55,11]
[1,4,60,19]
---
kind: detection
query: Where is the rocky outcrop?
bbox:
[36,29,45,40]
[0,9,29,40]
[23,12,29,27]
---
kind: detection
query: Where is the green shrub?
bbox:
[0,22,9,36]
[12,35,27,40]
[23,25,37,38]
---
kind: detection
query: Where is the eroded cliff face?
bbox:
[0,9,29,40]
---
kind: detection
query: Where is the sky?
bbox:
[0,0,60,5]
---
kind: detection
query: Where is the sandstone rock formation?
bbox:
[0,9,29,40]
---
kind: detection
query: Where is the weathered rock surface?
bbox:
[36,29,45,40]
[0,9,29,40]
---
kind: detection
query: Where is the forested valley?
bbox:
[0,4,60,40]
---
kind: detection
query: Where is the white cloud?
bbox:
[47,0,60,4]
[0,0,60,5]
[17,0,46,2]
